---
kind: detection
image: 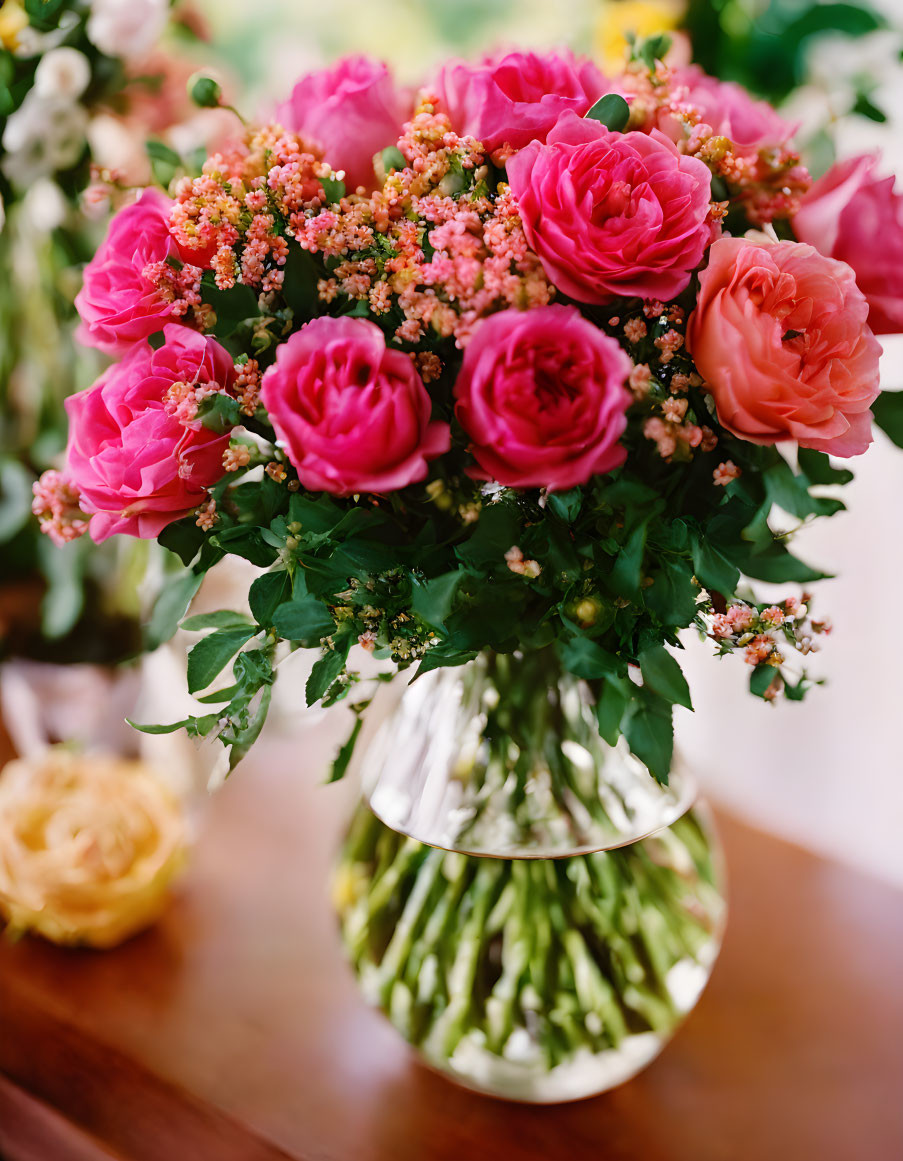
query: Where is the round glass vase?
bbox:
[357,647,695,858]
[336,800,725,1103]
[338,650,727,1103]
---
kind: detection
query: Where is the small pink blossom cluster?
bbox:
[707,597,830,687]
[298,95,555,350]
[31,471,88,546]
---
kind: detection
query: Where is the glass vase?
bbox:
[335,799,725,1103]
[338,650,727,1102]
[358,648,695,858]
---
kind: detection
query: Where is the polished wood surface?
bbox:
[1,731,902,1161]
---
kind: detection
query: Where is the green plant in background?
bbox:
[0,0,227,659]
[682,0,893,116]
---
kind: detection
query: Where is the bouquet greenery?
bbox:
[36,37,903,781]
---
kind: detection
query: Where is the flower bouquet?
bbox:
[36,37,903,1096]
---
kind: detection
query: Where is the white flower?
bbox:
[34,46,91,100]
[86,0,168,61]
[23,178,68,232]
[1,91,87,187]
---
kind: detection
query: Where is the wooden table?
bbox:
[1,732,902,1161]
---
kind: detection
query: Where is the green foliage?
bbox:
[585,93,630,132]
[639,645,693,711]
[186,626,258,693]
[873,392,903,448]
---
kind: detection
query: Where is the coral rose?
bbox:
[794,153,903,335]
[454,305,632,490]
[64,325,236,540]
[276,55,408,193]
[75,187,189,356]
[435,49,609,153]
[261,316,450,495]
[507,112,717,304]
[0,749,186,949]
[686,237,881,457]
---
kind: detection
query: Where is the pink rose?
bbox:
[276,55,408,193]
[454,305,632,490]
[75,188,182,356]
[261,316,450,495]
[435,49,609,153]
[794,153,903,335]
[507,112,717,305]
[64,326,236,541]
[686,237,881,457]
[669,66,796,152]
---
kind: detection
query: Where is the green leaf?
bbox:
[585,93,630,132]
[765,458,843,518]
[749,665,778,699]
[379,145,406,174]
[272,595,334,644]
[210,526,279,567]
[281,246,322,320]
[320,175,346,202]
[742,547,829,584]
[195,684,238,704]
[187,626,257,693]
[181,609,252,631]
[248,570,292,627]
[158,519,205,566]
[595,676,631,746]
[201,281,260,338]
[691,532,740,595]
[644,557,697,627]
[306,638,351,705]
[636,32,672,70]
[228,684,273,769]
[455,501,520,568]
[411,571,464,631]
[546,488,583,524]
[873,391,903,448]
[36,536,86,640]
[413,644,479,678]
[126,717,192,735]
[197,392,241,434]
[797,447,854,486]
[624,689,673,784]
[0,458,35,542]
[146,570,203,650]
[639,644,693,711]
[558,636,620,679]
[328,712,365,782]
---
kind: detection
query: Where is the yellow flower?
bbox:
[0,0,28,50]
[0,750,188,949]
[595,0,685,71]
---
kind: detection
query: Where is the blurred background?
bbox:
[1,0,902,890]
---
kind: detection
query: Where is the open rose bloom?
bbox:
[36,39,901,779]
